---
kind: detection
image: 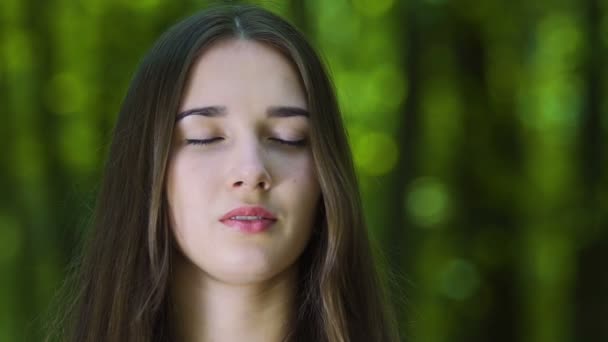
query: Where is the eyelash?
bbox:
[185,137,307,147]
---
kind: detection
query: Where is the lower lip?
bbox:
[220,219,276,233]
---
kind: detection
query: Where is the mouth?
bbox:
[219,205,278,233]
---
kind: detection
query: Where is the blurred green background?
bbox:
[1,0,607,341]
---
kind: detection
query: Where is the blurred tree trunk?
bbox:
[380,1,424,340]
[575,0,608,340]
[450,12,524,342]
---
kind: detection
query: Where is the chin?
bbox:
[208,252,294,285]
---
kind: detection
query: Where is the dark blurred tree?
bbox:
[574,0,608,340]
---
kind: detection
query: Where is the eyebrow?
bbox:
[175,106,309,122]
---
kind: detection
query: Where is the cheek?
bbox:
[282,154,319,193]
[168,152,219,198]
[275,155,321,224]
[166,153,218,239]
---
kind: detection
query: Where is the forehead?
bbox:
[179,38,307,115]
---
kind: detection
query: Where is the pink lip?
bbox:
[219,206,277,233]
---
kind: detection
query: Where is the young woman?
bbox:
[48,3,399,342]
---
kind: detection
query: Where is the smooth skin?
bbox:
[166,38,321,342]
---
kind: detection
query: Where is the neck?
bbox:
[170,253,297,342]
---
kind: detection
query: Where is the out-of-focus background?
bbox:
[2,0,607,341]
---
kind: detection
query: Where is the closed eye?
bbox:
[268,137,307,147]
[186,137,307,147]
[185,138,224,146]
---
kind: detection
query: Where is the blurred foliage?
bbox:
[1,0,607,341]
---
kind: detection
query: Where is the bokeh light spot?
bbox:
[336,64,406,127]
[406,177,450,227]
[353,131,399,176]
[372,64,408,113]
[316,0,361,50]
[437,258,481,301]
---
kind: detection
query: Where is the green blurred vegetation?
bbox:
[1,0,607,341]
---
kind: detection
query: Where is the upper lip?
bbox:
[220,206,277,221]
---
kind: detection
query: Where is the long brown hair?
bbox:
[46,3,399,341]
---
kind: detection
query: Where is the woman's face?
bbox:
[166,39,321,285]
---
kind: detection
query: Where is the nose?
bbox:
[227,144,272,192]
